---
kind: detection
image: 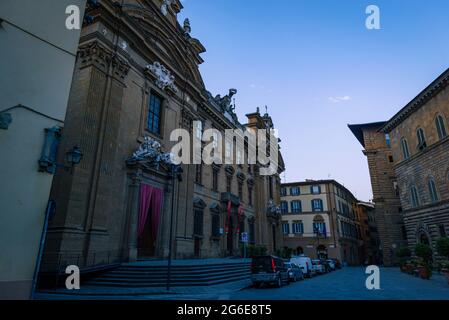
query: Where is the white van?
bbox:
[290,255,314,278]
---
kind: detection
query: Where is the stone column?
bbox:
[123,171,142,262]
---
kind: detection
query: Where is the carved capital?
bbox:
[78,41,130,80]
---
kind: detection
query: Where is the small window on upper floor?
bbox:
[410,185,420,208]
[401,138,410,160]
[428,178,439,203]
[385,133,391,147]
[436,115,447,140]
[280,187,287,197]
[416,128,427,151]
[311,185,321,194]
[290,187,300,196]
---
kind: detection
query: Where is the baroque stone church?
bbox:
[39,0,285,275]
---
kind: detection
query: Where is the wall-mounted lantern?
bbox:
[38,127,83,174]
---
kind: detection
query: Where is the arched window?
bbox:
[401,138,410,160]
[428,178,439,203]
[410,185,420,208]
[435,115,447,140]
[416,128,427,150]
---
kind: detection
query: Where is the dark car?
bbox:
[284,262,304,282]
[251,255,290,288]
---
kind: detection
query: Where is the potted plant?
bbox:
[415,243,433,279]
[396,247,411,272]
[436,237,449,284]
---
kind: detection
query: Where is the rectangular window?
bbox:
[211,214,220,237]
[291,200,302,213]
[280,201,288,214]
[282,222,290,235]
[195,164,202,185]
[312,199,323,212]
[248,187,253,206]
[290,187,300,196]
[280,187,287,196]
[385,133,391,147]
[226,176,232,193]
[311,185,321,194]
[193,209,204,236]
[268,177,273,199]
[249,221,255,243]
[147,93,162,134]
[212,168,219,192]
[292,221,304,234]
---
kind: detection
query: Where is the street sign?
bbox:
[241,232,248,243]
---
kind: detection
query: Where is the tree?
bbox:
[415,243,433,263]
[436,237,449,259]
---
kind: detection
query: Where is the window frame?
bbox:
[436,114,447,140]
[401,138,410,160]
[147,92,163,135]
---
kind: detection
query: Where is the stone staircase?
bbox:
[83,259,251,288]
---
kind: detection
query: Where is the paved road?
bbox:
[36,267,449,300]
[217,267,449,300]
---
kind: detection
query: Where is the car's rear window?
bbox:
[252,256,272,269]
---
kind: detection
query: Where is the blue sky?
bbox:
[178,0,449,201]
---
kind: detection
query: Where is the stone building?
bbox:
[355,201,381,265]
[281,180,364,265]
[39,0,284,277]
[348,122,407,265]
[380,68,449,257]
[0,0,86,298]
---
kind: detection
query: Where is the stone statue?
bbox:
[214,88,237,113]
[183,18,191,34]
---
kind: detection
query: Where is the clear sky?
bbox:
[178,0,449,201]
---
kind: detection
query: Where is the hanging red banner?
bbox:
[225,200,231,234]
[236,204,244,235]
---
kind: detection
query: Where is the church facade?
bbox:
[39,0,284,275]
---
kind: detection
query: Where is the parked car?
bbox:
[326,259,336,271]
[284,262,304,282]
[251,255,290,288]
[311,259,326,274]
[290,255,313,278]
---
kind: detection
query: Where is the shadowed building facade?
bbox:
[38,0,284,279]
[348,122,407,266]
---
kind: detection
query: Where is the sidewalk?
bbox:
[35,279,252,300]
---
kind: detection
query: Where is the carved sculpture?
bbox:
[160,0,174,16]
[267,199,281,220]
[145,61,178,92]
[127,136,173,167]
[214,88,237,113]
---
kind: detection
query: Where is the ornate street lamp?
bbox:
[65,145,83,171]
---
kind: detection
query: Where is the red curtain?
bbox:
[138,184,163,240]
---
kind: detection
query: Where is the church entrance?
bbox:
[138,211,155,257]
[137,184,163,258]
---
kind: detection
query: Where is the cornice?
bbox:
[381,68,449,133]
